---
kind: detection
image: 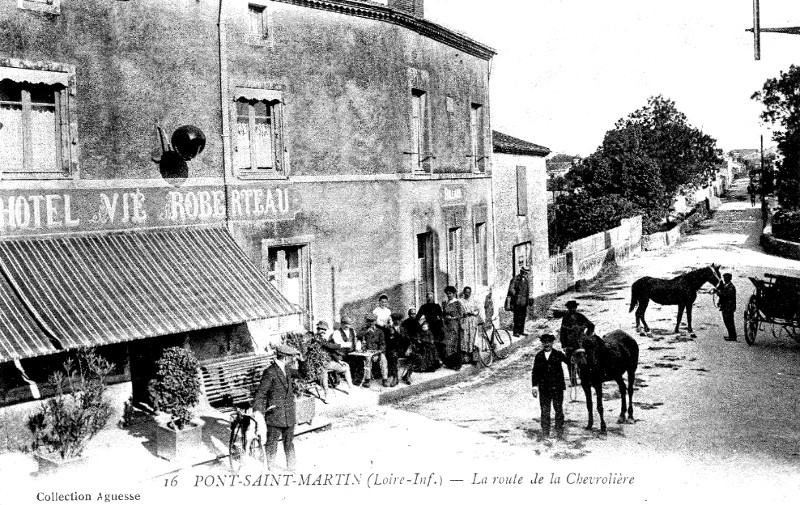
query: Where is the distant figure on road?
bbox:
[747,183,756,207]
[716,273,737,341]
[506,266,531,337]
[531,333,569,439]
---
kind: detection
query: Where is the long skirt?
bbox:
[461,314,478,354]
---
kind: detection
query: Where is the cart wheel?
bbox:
[743,295,758,346]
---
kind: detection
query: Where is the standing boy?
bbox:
[531,333,569,439]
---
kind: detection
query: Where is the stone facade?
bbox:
[0,0,497,400]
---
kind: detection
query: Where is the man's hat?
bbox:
[723,273,733,280]
[540,333,556,343]
[565,300,579,308]
[365,313,377,322]
[340,316,353,325]
[316,320,329,330]
[275,344,300,357]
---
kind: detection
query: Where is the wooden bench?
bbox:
[198,353,274,413]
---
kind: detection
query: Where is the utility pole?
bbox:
[746,0,800,60]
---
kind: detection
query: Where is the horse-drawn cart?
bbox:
[743,272,800,345]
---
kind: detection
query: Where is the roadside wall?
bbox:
[537,215,641,311]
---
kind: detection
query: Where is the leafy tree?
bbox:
[752,65,800,208]
[616,95,722,201]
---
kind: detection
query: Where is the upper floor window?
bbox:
[18,0,60,15]
[233,87,285,178]
[411,88,431,174]
[0,64,74,179]
[249,4,268,41]
[470,103,485,172]
[516,165,528,216]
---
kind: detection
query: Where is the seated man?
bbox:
[329,316,357,351]
[314,321,352,393]
[357,314,389,388]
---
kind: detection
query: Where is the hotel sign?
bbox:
[440,185,466,206]
[0,184,299,236]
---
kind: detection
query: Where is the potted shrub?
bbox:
[148,347,202,461]
[26,349,113,471]
[281,332,324,425]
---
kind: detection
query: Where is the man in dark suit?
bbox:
[717,273,737,341]
[531,333,569,439]
[253,344,300,471]
[507,266,531,337]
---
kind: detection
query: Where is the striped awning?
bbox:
[0,273,59,361]
[0,227,299,362]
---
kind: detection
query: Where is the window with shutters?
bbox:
[0,62,75,179]
[447,226,463,289]
[470,103,485,172]
[248,4,268,41]
[516,165,528,216]
[411,88,431,174]
[232,88,286,178]
[474,222,488,286]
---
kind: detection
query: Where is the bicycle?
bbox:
[476,320,505,366]
[228,403,265,474]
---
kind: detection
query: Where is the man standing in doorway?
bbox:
[253,344,300,472]
[506,266,531,337]
[717,273,737,341]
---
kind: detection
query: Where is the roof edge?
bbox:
[273,0,496,60]
[492,130,551,157]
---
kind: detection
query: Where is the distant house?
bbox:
[491,131,551,322]
[546,153,581,178]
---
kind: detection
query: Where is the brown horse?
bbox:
[572,330,639,433]
[629,264,721,335]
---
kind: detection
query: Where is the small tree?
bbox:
[27,349,113,460]
[149,347,200,430]
[752,65,800,209]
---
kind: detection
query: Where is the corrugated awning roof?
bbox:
[0,227,299,362]
[0,273,60,362]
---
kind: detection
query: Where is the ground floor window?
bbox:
[447,226,463,289]
[513,241,531,275]
[416,231,436,304]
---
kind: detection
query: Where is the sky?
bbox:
[424,0,800,156]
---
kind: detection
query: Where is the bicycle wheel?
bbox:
[477,331,494,367]
[228,421,245,474]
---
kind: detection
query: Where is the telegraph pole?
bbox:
[746,0,800,60]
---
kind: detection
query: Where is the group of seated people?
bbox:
[310,304,443,392]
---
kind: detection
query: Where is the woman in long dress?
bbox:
[459,286,479,364]
[441,285,464,370]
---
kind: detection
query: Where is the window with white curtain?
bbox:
[0,65,73,179]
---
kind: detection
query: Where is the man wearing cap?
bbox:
[330,316,357,351]
[531,333,569,439]
[253,344,300,471]
[358,314,389,387]
[506,267,532,337]
[716,273,737,341]
[314,321,353,392]
[558,301,594,388]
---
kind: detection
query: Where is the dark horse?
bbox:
[572,330,639,433]
[629,264,721,335]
